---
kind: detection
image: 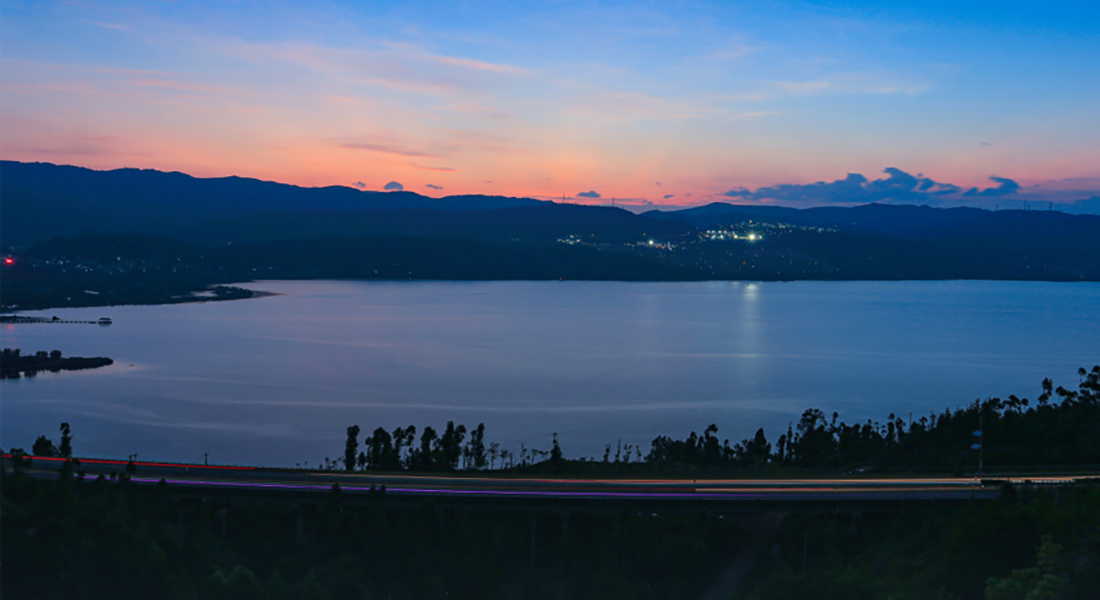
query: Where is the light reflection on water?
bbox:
[2,279,1098,466]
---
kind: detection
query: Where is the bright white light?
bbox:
[649,240,654,245]
[748,233,757,241]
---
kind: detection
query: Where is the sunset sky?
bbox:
[2,1,1098,208]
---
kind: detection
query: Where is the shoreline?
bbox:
[7,277,1100,313]
[2,285,280,314]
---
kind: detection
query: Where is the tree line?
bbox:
[341,366,1099,474]
[12,366,1098,475]
[651,365,1100,471]
[2,348,114,379]
[338,422,564,472]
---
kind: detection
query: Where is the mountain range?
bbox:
[3,160,1099,287]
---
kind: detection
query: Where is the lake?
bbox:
[2,280,1098,467]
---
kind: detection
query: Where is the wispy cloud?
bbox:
[569,91,723,121]
[339,142,440,158]
[772,71,931,96]
[86,20,133,32]
[8,134,121,157]
[433,55,529,75]
[215,37,530,100]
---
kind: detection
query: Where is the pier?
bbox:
[0,315,111,325]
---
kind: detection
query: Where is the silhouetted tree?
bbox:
[550,433,564,467]
[59,422,72,458]
[436,421,467,470]
[736,428,771,465]
[393,425,416,468]
[464,423,487,470]
[58,457,76,482]
[702,424,721,465]
[344,425,360,471]
[365,427,396,470]
[32,434,56,457]
[488,442,500,469]
[413,426,438,470]
[8,447,31,475]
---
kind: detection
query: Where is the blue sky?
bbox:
[2,0,1098,208]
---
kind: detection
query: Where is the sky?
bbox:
[2,1,1099,210]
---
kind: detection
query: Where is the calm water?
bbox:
[2,280,1098,466]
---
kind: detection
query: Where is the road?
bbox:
[10,455,1097,504]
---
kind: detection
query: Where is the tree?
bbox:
[438,421,467,470]
[702,424,722,465]
[414,426,438,470]
[465,423,488,470]
[59,422,72,458]
[32,434,56,457]
[550,433,564,467]
[488,442,500,469]
[366,427,394,470]
[393,425,416,469]
[344,425,360,471]
[8,447,31,474]
[737,428,771,465]
[59,457,76,482]
[984,536,1068,600]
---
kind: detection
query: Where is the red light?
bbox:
[3,258,12,265]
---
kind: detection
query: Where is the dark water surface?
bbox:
[3,280,1097,466]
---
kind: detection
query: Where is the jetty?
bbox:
[0,315,112,325]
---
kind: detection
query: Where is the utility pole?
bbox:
[979,410,984,475]
[203,452,209,466]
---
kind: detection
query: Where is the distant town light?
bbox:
[3,257,12,265]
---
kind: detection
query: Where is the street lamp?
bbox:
[971,409,983,476]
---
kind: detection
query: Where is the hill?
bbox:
[3,161,1100,311]
[0,160,546,246]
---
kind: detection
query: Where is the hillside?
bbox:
[0,160,545,246]
[3,161,1100,311]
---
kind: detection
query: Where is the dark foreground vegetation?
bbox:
[1,469,749,599]
[3,455,1098,599]
[647,365,1100,474]
[3,369,1099,599]
[1,348,113,379]
[733,484,1100,600]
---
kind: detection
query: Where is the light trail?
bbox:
[3,453,255,470]
[9,454,1095,503]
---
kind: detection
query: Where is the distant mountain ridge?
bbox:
[643,200,1098,240]
[0,160,545,246]
[4,161,1099,286]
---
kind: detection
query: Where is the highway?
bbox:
[11,455,1097,505]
